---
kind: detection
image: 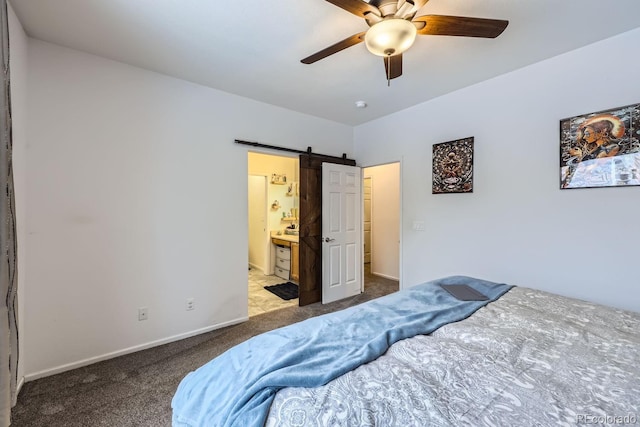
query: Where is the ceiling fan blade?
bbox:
[325,0,381,18]
[301,32,366,64]
[383,54,403,79]
[414,15,508,38]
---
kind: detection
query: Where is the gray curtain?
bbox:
[0,0,18,424]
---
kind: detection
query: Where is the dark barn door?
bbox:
[298,153,356,306]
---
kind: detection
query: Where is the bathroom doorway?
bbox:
[247,152,300,316]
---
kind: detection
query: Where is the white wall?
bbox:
[8,0,29,389]
[25,39,352,378]
[364,163,400,280]
[355,28,640,313]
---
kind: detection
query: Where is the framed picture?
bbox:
[560,103,640,189]
[432,137,474,194]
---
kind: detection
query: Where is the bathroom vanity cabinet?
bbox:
[271,234,299,283]
[274,245,291,280]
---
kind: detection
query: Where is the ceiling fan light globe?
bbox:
[365,18,417,57]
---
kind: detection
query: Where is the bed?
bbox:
[172,276,640,427]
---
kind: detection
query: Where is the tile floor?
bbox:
[248,268,298,316]
[248,264,400,317]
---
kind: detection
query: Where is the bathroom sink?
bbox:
[284,229,299,235]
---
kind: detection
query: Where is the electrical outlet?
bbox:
[412,221,425,231]
[186,298,195,311]
[138,307,148,321]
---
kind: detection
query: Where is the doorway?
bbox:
[363,162,401,293]
[247,152,300,316]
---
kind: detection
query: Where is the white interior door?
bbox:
[248,175,267,272]
[322,163,362,304]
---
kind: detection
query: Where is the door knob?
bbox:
[323,237,335,243]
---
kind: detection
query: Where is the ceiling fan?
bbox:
[301,0,509,84]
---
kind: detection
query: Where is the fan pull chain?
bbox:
[387,54,391,87]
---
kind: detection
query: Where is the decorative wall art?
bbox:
[432,137,474,194]
[560,103,640,189]
[286,181,299,197]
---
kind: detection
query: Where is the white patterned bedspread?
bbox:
[266,287,640,426]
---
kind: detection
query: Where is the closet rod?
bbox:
[235,139,351,161]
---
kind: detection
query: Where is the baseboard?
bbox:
[24,316,249,382]
[371,271,399,281]
[248,263,265,273]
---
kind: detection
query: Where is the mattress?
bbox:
[266,287,640,426]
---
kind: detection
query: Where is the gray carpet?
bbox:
[11,269,398,426]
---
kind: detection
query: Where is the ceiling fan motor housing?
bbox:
[369,0,405,18]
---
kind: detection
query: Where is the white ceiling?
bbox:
[11,0,640,126]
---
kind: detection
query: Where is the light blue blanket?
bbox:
[171,276,513,427]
